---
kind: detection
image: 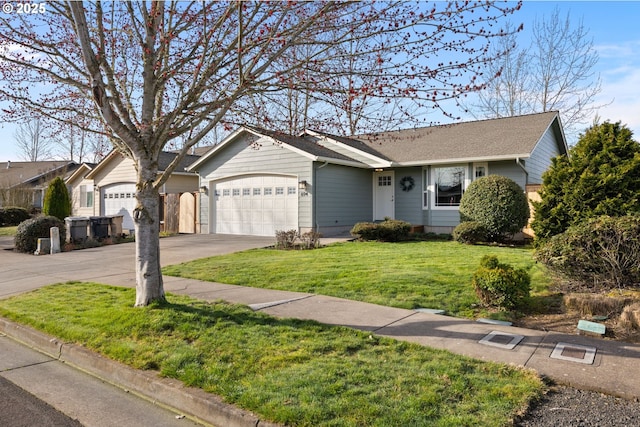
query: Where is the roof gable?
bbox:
[65,162,97,185]
[189,125,367,171]
[87,150,200,179]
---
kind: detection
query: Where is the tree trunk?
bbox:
[133,158,165,306]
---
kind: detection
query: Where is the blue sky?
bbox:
[1,1,639,161]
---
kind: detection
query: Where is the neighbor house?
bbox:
[66,151,201,233]
[188,111,567,237]
[0,160,79,210]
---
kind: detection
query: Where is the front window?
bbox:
[80,184,94,208]
[434,166,465,207]
[473,162,488,180]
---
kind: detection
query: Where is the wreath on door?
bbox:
[399,176,415,192]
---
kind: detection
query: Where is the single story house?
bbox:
[0,160,79,210]
[188,111,568,237]
[66,151,201,233]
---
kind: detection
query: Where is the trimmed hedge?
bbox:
[0,207,30,226]
[535,215,640,290]
[14,216,66,254]
[472,255,530,310]
[459,175,529,242]
[452,221,487,244]
[350,219,411,242]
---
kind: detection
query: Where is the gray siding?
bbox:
[429,209,460,227]
[196,134,313,233]
[314,163,372,229]
[487,160,527,189]
[527,127,563,184]
[393,167,422,224]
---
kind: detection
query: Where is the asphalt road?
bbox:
[0,376,83,427]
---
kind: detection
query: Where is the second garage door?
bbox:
[102,183,136,231]
[213,175,298,236]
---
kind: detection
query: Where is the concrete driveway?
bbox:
[0,234,274,299]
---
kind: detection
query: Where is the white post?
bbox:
[50,227,61,254]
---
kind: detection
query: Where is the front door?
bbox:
[373,171,394,221]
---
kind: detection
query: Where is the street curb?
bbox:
[0,318,282,427]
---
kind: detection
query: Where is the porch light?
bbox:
[199,185,208,193]
[298,180,308,191]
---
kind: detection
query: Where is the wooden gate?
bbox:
[178,192,196,234]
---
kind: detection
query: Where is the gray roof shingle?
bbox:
[355,111,561,163]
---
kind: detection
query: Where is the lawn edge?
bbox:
[0,317,282,427]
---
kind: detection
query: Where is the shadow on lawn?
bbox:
[156,298,330,331]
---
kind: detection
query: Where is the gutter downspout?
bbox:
[516,158,528,186]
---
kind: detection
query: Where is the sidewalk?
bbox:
[1,234,640,426]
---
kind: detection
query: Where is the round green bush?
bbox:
[534,215,640,290]
[459,175,529,242]
[452,221,487,244]
[43,176,71,221]
[0,207,30,226]
[472,255,530,310]
[14,215,66,254]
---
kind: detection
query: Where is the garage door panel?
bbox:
[213,175,298,236]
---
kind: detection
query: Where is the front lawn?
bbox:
[0,282,543,426]
[163,240,551,318]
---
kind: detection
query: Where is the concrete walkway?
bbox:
[1,234,640,426]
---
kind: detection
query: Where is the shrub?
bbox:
[43,177,71,221]
[459,175,529,242]
[275,229,298,249]
[350,219,411,242]
[299,231,322,249]
[0,207,30,226]
[532,121,640,241]
[452,221,487,244]
[14,215,66,254]
[274,230,323,250]
[472,255,530,310]
[535,215,640,290]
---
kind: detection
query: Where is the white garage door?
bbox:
[102,183,136,231]
[213,175,298,236]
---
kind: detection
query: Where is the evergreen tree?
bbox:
[532,121,640,240]
[43,176,71,221]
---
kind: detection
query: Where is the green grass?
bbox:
[0,282,543,426]
[0,226,17,236]
[163,241,551,318]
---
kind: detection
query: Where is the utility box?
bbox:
[65,217,90,242]
[89,216,110,239]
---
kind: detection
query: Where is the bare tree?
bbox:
[0,1,520,306]
[471,22,531,118]
[14,119,53,161]
[55,124,109,164]
[470,7,605,140]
